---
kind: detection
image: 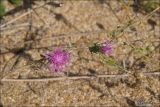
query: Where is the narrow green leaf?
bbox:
[8,0,21,6]
[100,54,116,66]
[0,3,5,17]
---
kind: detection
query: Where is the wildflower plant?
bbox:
[89,41,117,66]
[100,41,113,55]
[45,48,70,72]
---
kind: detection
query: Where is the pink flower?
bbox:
[100,41,113,55]
[45,48,70,72]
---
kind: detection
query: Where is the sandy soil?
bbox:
[0,0,160,106]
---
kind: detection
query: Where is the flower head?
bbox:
[45,48,70,72]
[100,41,113,55]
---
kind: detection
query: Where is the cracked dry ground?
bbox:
[0,1,160,106]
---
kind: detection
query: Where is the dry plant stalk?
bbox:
[1,72,159,82]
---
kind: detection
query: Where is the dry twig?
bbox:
[0,1,51,28]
